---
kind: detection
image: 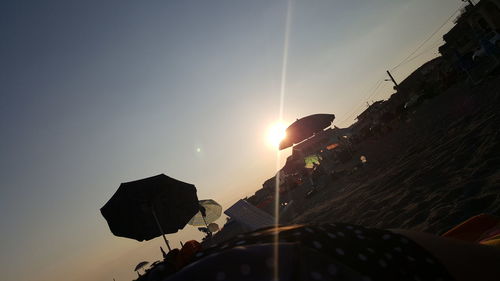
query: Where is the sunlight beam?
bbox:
[275,1,293,280]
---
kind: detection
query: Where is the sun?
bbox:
[266,122,287,148]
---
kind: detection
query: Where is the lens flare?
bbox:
[274,1,293,279]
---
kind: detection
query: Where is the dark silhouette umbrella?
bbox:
[100,174,199,250]
[134,261,149,272]
[279,113,335,150]
[188,199,222,227]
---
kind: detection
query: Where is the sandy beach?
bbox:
[278,74,500,235]
[204,67,500,251]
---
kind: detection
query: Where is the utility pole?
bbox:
[386,70,399,90]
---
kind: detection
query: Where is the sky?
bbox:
[0,0,466,280]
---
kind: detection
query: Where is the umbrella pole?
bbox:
[202,215,209,228]
[202,215,213,238]
[151,208,172,251]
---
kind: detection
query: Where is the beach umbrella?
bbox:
[188,199,222,227]
[208,223,220,233]
[100,174,199,250]
[134,261,149,271]
[279,114,335,150]
[134,261,149,277]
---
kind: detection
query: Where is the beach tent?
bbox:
[281,155,305,174]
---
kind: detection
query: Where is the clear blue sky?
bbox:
[0,0,465,280]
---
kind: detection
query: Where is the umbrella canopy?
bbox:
[208,223,220,233]
[100,174,199,242]
[134,261,149,271]
[279,113,335,150]
[188,199,222,226]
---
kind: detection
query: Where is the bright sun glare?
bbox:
[267,122,287,148]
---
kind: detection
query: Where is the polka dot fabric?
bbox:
[166,224,455,281]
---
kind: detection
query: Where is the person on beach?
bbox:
[311,162,325,188]
[165,223,500,281]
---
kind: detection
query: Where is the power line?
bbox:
[390,6,462,71]
[337,77,385,126]
[404,41,443,64]
[393,39,444,69]
[337,5,464,127]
